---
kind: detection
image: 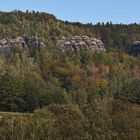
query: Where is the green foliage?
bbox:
[0,11,140,140]
[0,104,89,140]
[111,99,140,140]
[42,81,70,106]
[84,96,114,140]
[118,79,140,104]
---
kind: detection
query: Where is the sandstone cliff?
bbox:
[0,36,45,52]
[0,36,106,56]
[57,36,106,52]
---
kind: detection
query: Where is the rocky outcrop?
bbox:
[0,36,106,56]
[0,36,46,53]
[129,41,140,56]
[57,36,106,52]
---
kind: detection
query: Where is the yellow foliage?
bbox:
[56,67,70,75]
[95,78,108,89]
[70,75,81,83]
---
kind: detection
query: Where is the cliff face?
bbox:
[57,36,106,52]
[0,36,45,52]
[0,36,106,57]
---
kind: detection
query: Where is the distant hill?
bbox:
[0,11,140,140]
[0,10,140,51]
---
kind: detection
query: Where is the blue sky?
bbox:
[0,0,140,24]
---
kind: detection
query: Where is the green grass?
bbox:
[0,111,32,119]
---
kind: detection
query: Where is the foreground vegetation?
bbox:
[0,11,140,140]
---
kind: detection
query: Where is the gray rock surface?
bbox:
[0,36,45,53]
[129,41,140,56]
[57,36,106,52]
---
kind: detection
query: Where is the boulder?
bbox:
[75,36,82,43]
[129,41,140,56]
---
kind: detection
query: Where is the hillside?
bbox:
[0,11,140,140]
[1,10,140,50]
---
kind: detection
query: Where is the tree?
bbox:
[18,72,47,112]
[84,95,114,140]
[0,72,23,112]
[118,79,140,104]
[42,78,71,106]
[45,104,90,140]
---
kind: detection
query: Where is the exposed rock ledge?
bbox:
[0,36,46,52]
[57,36,106,52]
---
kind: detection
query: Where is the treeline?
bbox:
[1,10,140,50]
[0,11,140,140]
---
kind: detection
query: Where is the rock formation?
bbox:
[0,36,46,53]
[129,41,140,56]
[0,36,106,56]
[57,36,106,52]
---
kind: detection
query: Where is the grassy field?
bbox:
[0,111,32,119]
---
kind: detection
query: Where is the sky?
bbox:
[0,0,140,24]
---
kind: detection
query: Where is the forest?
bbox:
[0,10,140,140]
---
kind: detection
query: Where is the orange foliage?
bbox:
[112,65,129,75]
[133,65,140,77]
[91,64,99,75]
[99,64,110,74]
